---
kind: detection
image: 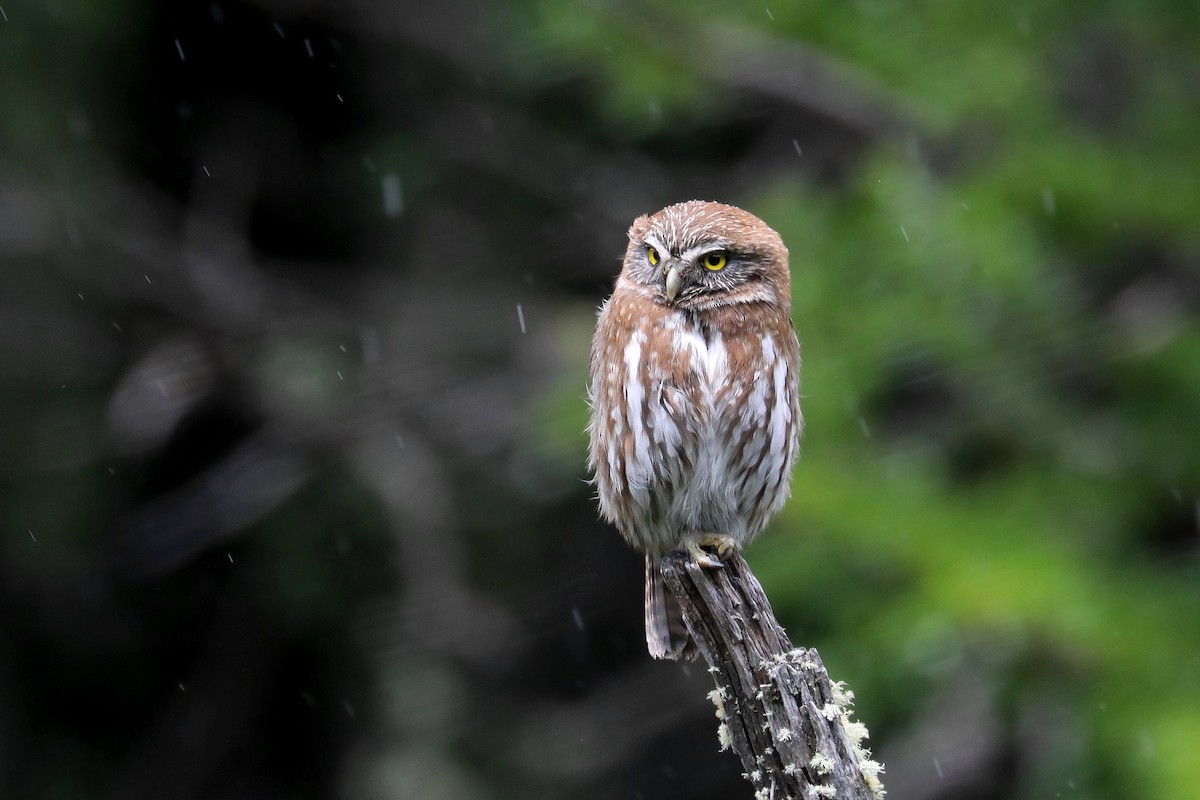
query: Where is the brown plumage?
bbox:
[587,201,802,659]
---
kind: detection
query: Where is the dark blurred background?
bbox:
[3,1,1199,799]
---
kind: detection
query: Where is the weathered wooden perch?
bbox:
[660,551,885,800]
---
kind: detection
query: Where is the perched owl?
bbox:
[588,200,802,659]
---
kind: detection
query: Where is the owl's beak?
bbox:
[664,265,682,301]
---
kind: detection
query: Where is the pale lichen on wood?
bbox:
[660,551,885,800]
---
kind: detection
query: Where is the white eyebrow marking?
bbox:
[643,233,668,256]
[679,243,730,263]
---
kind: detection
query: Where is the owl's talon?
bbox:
[689,546,724,569]
[684,534,737,569]
[708,535,738,562]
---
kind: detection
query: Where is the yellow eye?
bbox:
[702,251,728,271]
[646,246,660,266]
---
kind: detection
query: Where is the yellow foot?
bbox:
[683,534,738,569]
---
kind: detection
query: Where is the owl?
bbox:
[588,200,802,659]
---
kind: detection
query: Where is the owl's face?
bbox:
[621,200,791,312]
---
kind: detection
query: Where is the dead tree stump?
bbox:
[659,551,885,800]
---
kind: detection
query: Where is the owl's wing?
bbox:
[587,287,700,553]
[715,305,803,538]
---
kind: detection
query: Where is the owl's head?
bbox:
[622,200,791,311]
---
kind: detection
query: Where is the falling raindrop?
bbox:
[516,303,527,334]
[174,39,185,61]
[382,173,403,218]
[361,328,379,365]
[1042,187,1056,215]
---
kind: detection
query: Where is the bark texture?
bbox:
[660,551,884,800]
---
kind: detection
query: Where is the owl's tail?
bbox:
[645,554,694,660]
